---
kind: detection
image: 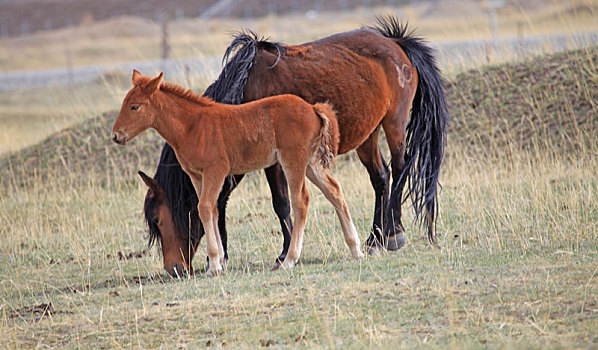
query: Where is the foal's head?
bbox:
[138,171,198,276]
[112,70,163,145]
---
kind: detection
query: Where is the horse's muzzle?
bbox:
[167,263,191,278]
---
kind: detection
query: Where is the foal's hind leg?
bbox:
[306,165,363,259]
[356,127,391,255]
[276,163,310,270]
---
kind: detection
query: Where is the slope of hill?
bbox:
[1,45,597,195]
[446,46,598,158]
[0,112,164,194]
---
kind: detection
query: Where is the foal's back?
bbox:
[207,94,332,175]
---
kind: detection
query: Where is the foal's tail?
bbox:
[371,15,449,244]
[312,103,340,169]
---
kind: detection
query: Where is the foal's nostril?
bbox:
[111,133,118,142]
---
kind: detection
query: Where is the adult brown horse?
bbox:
[141,16,448,276]
[113,71,363,276]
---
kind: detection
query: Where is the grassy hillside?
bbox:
[0,112,163,194]
[447,46,598,159]
[1,47,597,348]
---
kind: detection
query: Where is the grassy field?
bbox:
[1,35,597,348]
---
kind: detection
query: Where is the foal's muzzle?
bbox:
[111,132,127,145]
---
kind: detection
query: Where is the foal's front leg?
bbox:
[190,171,227,277]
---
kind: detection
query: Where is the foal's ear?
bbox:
[138,171,158,196]
[144,72,163,94]
[132,69,143,86]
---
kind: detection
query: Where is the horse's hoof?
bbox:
[366,245,383,256]
[386,233,407,251]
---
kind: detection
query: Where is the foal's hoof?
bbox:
[277,258,296,270]
[206,258,227,272]
[270,260,282,271]
[351,248,365,259]
[386,233,407,251]
[206,264,222,277]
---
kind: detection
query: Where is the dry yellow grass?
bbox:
[0,42,596,348]
[0,2,597,347]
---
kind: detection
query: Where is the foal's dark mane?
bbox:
[136,75,216,107]
[143,30,284,246]
[159,81,215,106]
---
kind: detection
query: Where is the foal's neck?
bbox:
[151,90,214,150]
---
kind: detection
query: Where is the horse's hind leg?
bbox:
[381,106,410,251]
[264,163,293,264]
[356,127,391,255]
[306,164,364,259]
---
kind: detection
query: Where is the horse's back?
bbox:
[244,29,416,153]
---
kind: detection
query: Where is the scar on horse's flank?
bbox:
[286,45,313,57]
[396,63,413,87]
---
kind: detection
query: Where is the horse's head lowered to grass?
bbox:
[137,171,198,277]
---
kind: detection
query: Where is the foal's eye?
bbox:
[153,217,160,225]
[130,105,140,111]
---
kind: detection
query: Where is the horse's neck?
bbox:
[152,92,207,150]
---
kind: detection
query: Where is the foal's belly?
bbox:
[228,146,278,175]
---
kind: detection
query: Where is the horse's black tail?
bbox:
[371,15,449,244]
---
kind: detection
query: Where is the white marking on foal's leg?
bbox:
[306,164,364,259]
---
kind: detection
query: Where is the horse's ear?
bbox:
[144,72,163,94]
[138,171,157,196]
[132,69,143,86]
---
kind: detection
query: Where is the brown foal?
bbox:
[112,70,363,276]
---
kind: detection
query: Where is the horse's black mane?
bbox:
[204,30,285,104]
[144,30,284,246]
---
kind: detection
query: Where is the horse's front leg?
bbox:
[216,174,245,263]
[264,163,293,265]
